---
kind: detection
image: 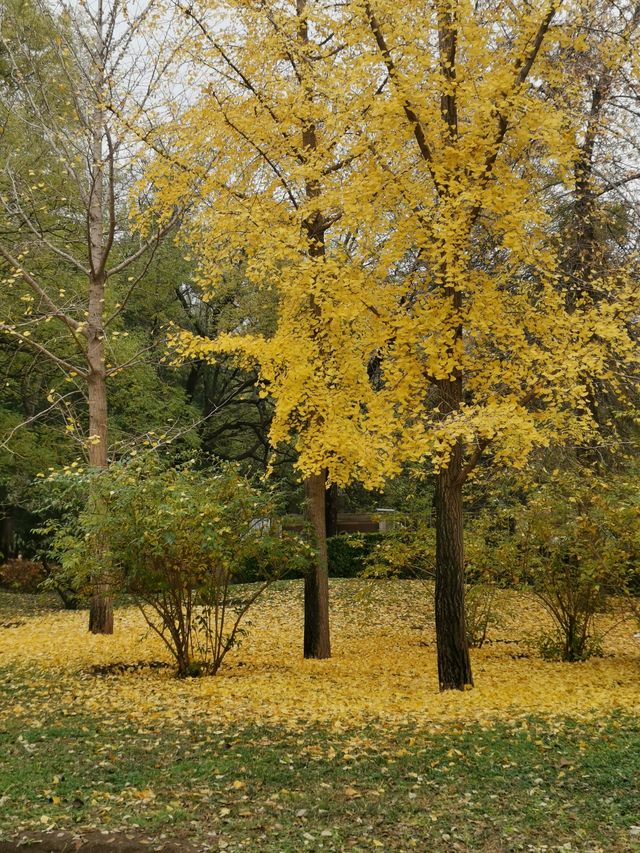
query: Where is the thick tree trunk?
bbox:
[303,472,331,659]
[84,0,113,636]
[86,373,112,634]
[434,438,473,691]
[295,0,332,659]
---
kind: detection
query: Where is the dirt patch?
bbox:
[0,831,197,853]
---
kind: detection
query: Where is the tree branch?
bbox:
[0,244,81,333]
[0,324,86,376]
[363,0,442,194]
[481,2,559,182]
[105,214,178,280]
[455,390,536,486]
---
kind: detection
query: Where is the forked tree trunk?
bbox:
[434,438,473,691]
[303,472,331,659]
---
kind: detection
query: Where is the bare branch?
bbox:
[106,214,179,279]
[1,171,91,276]
[0,390,80,451]
[0,244,81,333]
[0,323,86,376]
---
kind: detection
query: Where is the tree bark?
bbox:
[434,437,473,691]
[87,346,112,634]
[431,7,471,691]
[88,579,113,633]
[303,471,331,659]
[84,0,113,635]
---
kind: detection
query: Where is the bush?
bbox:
[328,533,384,578]
[463,510,517,646]
[517,468,639,662]
[362,514,435,579]
[465,582,501,648]
[46,456,311,676]
[29,471,88,608]
[0,557,47,593]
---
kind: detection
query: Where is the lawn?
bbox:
[0,580,638,851]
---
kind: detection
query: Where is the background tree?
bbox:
[0,0,188,631]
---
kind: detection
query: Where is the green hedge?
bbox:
[238,532,386,582]
[327,533,385,578]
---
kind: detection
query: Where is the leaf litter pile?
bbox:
[1,580,638,730]
[1,580,639,852]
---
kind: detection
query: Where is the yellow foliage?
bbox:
[1,581,638,730]
[143,0,639,488]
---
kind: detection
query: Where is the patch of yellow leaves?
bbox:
[1,580,638,730]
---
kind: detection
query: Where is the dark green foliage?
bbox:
[327,533,385,578]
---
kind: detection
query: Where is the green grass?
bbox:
[0,683,638,851]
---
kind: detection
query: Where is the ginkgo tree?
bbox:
[345,0,639,688]
[144,0,639,689]
[142,0,396,659]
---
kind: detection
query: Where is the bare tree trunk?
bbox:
[303,471,331,659]
[87,350,108,468]
[86,1,112,634]
[434,436,473,691]
[87,329,112,633]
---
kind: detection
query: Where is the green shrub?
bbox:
[29,470,88,608]
[465,582,502,648]
[45,456,311,676]
[536,628,604,662]
[517,468,639,662]
[362,514,435,580]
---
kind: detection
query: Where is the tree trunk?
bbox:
[434,438,473,691]
[88,579,113,633]
[303,472,331,659]
[87,362,108,468]
[84,0,112,636]
[87,357,113,634]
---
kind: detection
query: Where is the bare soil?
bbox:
[0,831,197,853]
